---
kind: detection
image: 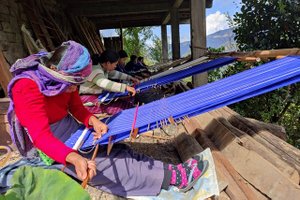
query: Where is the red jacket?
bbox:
[12,78,93,165]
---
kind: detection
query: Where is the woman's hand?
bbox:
[66,152,97,181]
[131,77,140,85]
[126,85,136,96]
[89,116,108,139]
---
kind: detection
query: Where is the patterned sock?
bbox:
[168,156,206,189]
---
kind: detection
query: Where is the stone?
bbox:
[2,32,16,42]
[0,6,9,15]
[16,33,22,42]
[5,44,26,64]
[0,0,9,6]
[8,1,18,15]
[3,50,14,65]
[0,31,6,41]
[2,22,12,32]
[0,41,9,51]
[10,18,19,32]
[0,13,10,22]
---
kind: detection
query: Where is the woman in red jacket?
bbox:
[5,41,208,197]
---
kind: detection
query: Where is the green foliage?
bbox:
[208,47,226,82]
[119,27,153,57]
[149,36,163,63]
[117,27,164,65]
[233,0,300,51]
[0,166,90,200]
[225,0,300,148]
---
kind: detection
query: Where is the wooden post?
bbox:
[191,0,208,87]
[120,27,123,50]
[171,7,180,60]
[161,24,168,62]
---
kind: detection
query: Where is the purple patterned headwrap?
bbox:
[7,40,92,156]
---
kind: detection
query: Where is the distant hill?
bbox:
[175,28,237,57]
[207,28,237,51]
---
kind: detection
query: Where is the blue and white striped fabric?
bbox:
[66,56,300,149]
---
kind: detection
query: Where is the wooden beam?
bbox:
[91,13,164,24]
[70,1,174,17]
[171,8,180,60]
[162,0,184,25]
[65,0,165,4]
[162,0,213,24]
[161,24,168,62]
[191,0,208,87]
[93,12,190,29]
[96,20,167,29]
[209,48,300,59]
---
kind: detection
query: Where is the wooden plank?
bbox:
[246,118,287,141]
[198,111,300,184]
[0,115,8,124]
[0,123,12,147]
[195,130,254,200]
[172,123,203,162]
[81,18,98,53]
[193,114,300,199]
[75,16,98,53]
[21,24,46,54]
[41,2,67,43]
[219,191,231,200]
[216,117,299,184]
[22,0,55,50]
[215,107,300,175]
[183,115,273,199]
[87,21,104,53]
[219,136,300,200]
[0,52,13,96]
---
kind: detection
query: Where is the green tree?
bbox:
[118,27,153,57]
[229,0,300,148]
[149,36,162,63]
[208,47,226,82]
[233,0,300,50]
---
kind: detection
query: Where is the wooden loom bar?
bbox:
[208,48,300,59]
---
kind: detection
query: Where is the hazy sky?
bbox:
[100,0,242,43]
